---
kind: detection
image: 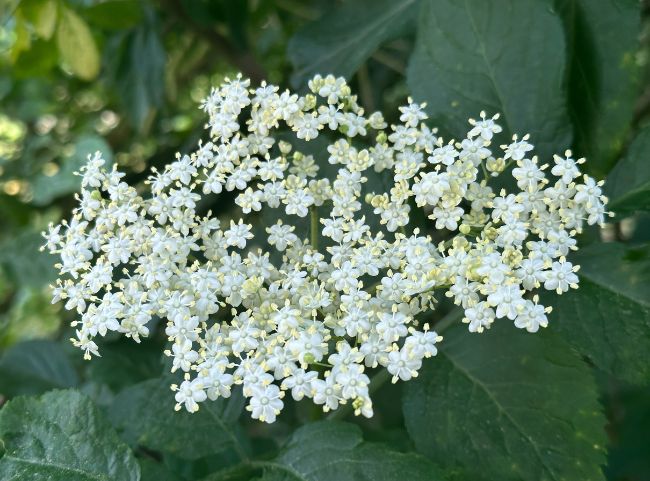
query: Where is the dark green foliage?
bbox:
[0,340,78,396]
[408,0,571,160]
[606,127,650,216]
[109,377,249,460]
[288,0,419,88]
[544,242,650,384]
[0,390,140,481]
[560,0,641,178]
[254,421,444,481]
[403,322,606,481]
[1,1,649,480]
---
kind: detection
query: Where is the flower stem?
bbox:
[310,205,319,250]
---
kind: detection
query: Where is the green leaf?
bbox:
[56,6,100,80]
[403,321,606,481]
[0,76,12,100]
[84,0,143,30]
[207,421,443,481]
[30,134,113,206]
[288,0,419,88]
[0,340,78,397]
[106,12,165,129]
[19,0,57,39]
[0,390,140,481]
[87,338,164,392]
[603,382,650,480]
[0,288,61,347]
[109,377,248,460]
[605,126,650,216]
[545,242,650,384]
[13,38,59,77]
[561,0,641,178]
[407,0,571,160]
[10,18,31,63]
[139,459,182,481]
[0,229,57,288]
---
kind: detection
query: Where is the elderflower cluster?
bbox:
[44,74,607,423]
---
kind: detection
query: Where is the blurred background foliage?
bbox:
[0,1,649,480]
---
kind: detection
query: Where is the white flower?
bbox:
[544,261,579,294]
[386,348,422,382]
[514,299,549,333]
[313,375,342,412]
[247,384,284,423]
[515,257,546,290]
[284,188,314,217]
[224,219,253,249]
[45,73,605,424]
[431,206,464,231]
[487,285,526,320]
[266,221,297,251]
[166,316,200,342]
[288,331,327,366]
[281,368,317,401]
[551,151,581,184]
[448,276,479,308]
[329,261,360,293]
[404,326,440,358]
[412,172,449,206]
[236,187,263,213]
[463,302,495,333]
[376,310,409,343]
[335,364,370,399]
[170,340,199,373]
[512,158,545,191]
[399,99,428,127]
[503,135,533,160]
[468,111,502,140]
[175,378,207,413]
[203,368,234,400]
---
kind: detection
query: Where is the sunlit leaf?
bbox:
[56,6,101,80]
[19,0,57,40]
[205,421,443,481]
[84,0,143,30]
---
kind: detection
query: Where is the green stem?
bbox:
[480,160,490,179]
[310,205,319,250]
[311,361,333,369]
[433,306,465,333]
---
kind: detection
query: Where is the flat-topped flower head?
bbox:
[44,73,607,423]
